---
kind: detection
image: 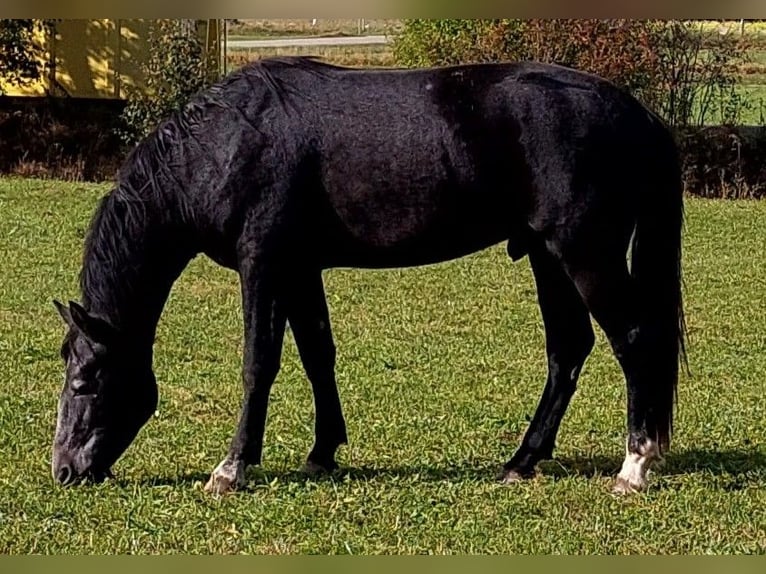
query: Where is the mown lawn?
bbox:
[0,178,764,554]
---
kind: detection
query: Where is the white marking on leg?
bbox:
[614,437,661,493]
[204,457,246,495]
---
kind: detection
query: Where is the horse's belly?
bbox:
[319,186,511,268]
[316,121,520,268]
[342,231,508,269]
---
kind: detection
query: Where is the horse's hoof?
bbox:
[611,476,645,495]
[300,460,338,476]
[204,473,240,495]
[203,459,245,495]
[497,468,536,484]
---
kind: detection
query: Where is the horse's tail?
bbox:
[629,118,688,454]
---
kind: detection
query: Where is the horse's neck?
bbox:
[80,190,195,348]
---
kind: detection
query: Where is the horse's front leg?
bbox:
[204,257,286,495]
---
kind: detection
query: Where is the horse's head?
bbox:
[51,300,157,486]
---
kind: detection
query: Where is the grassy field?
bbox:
[0,178,764,554]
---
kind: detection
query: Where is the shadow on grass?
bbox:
[135,447,765,489]
[135,460,502,489]
[545,446,766,479]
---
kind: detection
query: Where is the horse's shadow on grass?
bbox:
[136,460,503,490]
[547,446,766,479]
[137,447,766,490]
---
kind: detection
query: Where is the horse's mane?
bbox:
[244,54,344,77]
[115,55,337,197]
[236,55,340,114]
[79,56,340,323]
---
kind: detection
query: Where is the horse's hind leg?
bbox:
[499,241,595,482]
[283,270,348,474]
[561,254,662,493]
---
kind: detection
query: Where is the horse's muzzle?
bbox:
[52,451,77,486]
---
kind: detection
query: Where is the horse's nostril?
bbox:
[56,464,73,485]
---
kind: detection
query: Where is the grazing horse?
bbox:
[51,56,686,495]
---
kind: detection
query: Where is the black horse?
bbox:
[52,56,686,495]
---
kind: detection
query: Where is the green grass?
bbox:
[0,178,764,554]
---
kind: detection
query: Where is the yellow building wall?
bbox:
[116,20,153,99]
[0,19,221,99]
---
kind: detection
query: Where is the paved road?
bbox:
[227,35,390,49]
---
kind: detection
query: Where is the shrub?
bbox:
[392,19,527,67]
[520,20,661,106]
[119,19,219,145]
[393,20,658,101]
[392,19,750,128]
[650,21,752,127]
[0,98,126,181]
[677,125,766,199]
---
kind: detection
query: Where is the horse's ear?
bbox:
[67,300,117,344]
[53,300,74,328]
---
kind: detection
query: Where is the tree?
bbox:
[0,19,54,94]
[119,19,219,144]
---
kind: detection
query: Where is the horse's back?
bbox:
[278,60,656,267]
[192,59,670,269]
